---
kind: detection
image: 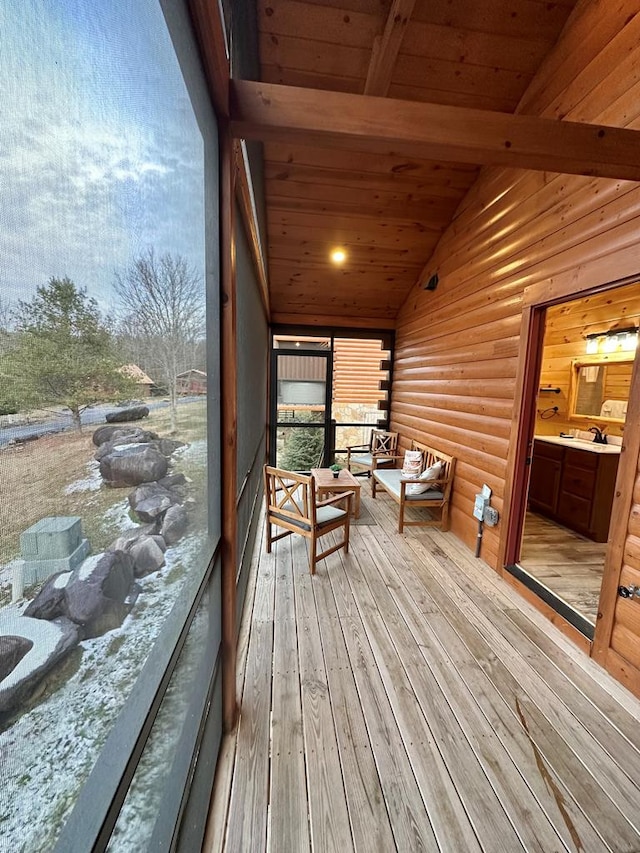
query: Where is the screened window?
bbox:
[0,1,219,848]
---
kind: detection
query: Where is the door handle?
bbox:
[618,585,640,600]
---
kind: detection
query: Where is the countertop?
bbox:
[534,435,622,454]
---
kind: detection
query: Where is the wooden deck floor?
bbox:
[205,493,640,853]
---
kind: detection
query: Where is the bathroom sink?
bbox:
[534,435,621,454]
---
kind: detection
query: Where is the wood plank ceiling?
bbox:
[255,0,579,325]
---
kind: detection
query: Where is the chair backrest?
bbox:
[264,465,316,526]
[370,429,399,456]
[410,441,456,496]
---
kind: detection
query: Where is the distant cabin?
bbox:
[176,369,207,395]
[119,364,154,397]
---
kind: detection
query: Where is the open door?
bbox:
[503,279,640,699]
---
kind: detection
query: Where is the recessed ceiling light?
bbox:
[330,248,346,265]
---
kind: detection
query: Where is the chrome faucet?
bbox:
[588,426,608,444]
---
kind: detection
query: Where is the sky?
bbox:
[0,0,205,316]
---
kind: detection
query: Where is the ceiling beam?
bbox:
[364,0,417,97]
[230,81,640,182]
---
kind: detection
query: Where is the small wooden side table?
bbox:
[311,467,361,519]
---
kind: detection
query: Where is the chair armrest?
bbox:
[317,490,354,510]
[371,453,403,471]
[345,444,369,452]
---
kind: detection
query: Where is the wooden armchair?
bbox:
[345,429,398,477]
[264,465,354,575]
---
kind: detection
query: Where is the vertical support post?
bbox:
[220,122,238,732]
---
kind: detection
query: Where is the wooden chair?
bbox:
[264,465,354,575]
[371,441,456,533]
[345,429,398,477]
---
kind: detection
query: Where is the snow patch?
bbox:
[102,501,137,532]
[64,461,102,494]
[77,554,102,582]
[174,440,206,465]
[53,572,72,590]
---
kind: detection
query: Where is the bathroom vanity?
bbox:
[528,436,621,542]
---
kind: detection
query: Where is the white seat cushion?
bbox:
[374,469,444,501]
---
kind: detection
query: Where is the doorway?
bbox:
[269,332,393,471]
[506,281,640,637]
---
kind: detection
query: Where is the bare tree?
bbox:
[114,249,205,432]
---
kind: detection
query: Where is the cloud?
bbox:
[0,2,205,314]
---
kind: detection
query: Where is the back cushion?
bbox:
[406,460,444,495]
[402,449,423,479]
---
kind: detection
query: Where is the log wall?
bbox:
[392,0,640,579]
[333,337,388,404]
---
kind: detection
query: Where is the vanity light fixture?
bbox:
[584,326,638,354]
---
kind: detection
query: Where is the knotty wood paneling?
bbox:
[535,283,640,438]
[391,2,640,687]
[257,0,577,323]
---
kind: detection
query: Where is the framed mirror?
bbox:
[568,353,633,423]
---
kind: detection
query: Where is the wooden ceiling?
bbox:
[253,0,580,326]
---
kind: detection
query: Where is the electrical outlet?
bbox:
[483,506,499,526]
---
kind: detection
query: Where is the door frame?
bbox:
[269,346,333,469]
[500,272,640,658]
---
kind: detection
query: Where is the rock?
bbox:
[158,473,187,489]
[150,535,167,553]
[128,482,180,523]
[64,551,135,638]
[0,615,79,715]
[149,438,185,457]
[109,523,158,553]
[92,425,158,448]
[99,445,168,486]
[23,570,72,621]
[161,504,188,545]
[0,636,32,683]
[129,536,166,577]
[105,406,150,423]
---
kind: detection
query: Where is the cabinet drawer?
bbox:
[533,440,564,461]
[560,465,596,498]
[564,447,598,470]
[558,491,592,531]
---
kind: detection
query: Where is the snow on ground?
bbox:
[63,461,102,495]
[0,532,208,853]
[174,440,207,465]
[101,500,137,533]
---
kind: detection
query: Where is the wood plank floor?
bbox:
[520,512,607,623]
[205,493,640,853]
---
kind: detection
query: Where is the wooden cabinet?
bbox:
[528,440,619,542]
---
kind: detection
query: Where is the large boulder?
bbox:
[24,570,72,621]
[99,445,168,486]
[128,482,181,523]
[93,425,158,448]
[149,438,185,457]
[64,551,136,638]
[129,536,166,577]
[105,406,150,423]
[160,504,188,545]
[0,615,79,715]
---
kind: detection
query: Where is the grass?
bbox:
[0,399,207,565]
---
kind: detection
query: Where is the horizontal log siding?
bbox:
[332,338,388,404]
[393,0,640,571]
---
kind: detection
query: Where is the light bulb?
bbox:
[585,338,599,354]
